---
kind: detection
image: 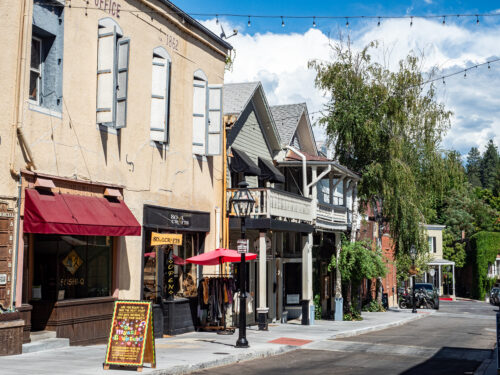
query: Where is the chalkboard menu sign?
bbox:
[104,301,156,371]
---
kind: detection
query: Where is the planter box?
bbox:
[0,313,24,356]
[17,304,32,344]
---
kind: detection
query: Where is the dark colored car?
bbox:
[490,287,500,306]
[414,283,440,310]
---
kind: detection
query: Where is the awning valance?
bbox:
[230,147,261,176]
[258,157,285,183]
[24,189,141,236]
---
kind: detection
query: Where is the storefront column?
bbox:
[14,219,24,307]
[438,265,442,296]
[452,264,455,297]
[301,233,313,325]
[257,231,268,330]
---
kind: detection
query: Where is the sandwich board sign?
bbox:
[104,300,156,372]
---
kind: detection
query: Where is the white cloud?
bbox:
[201,18,500,155]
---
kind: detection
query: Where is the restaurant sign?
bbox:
[104,300,156,371]
[151,232,183,246]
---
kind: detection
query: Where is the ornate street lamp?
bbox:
[410,245,417,314]
[230,181,255,348]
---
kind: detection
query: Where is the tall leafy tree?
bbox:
[481,139,500,191]
[466,147,483,188]
[310,40,451,256]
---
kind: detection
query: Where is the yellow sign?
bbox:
[151,232,182,246]
[62,250,83,275]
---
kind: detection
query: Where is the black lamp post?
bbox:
[230,181,255,348]
[410,245,417,314]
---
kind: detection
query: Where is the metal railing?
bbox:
[227,188,313,223]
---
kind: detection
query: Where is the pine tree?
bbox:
[466,147,482,188]
[481,139,500,191]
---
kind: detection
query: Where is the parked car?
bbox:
[414,283,440,310]
[490,287,500,306]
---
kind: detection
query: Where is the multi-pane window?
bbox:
[96,19,130,129]
[428,236,436,253]
[150,47,171,143]
[192,70,223,155]
[29,37,42,104]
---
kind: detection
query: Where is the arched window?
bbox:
[96,18,130,129]
[150,47,171,144]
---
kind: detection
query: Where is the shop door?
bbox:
[267,259,276,321]
[283,262,301,319]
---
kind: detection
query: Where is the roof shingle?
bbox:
[270,103,306,146]
[223,82,260,115]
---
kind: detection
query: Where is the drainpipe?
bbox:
[11,175,22,310]
[10,0,36,176]
[286,146,308,197]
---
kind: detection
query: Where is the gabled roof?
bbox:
[223,82,260,116]
[223,82,281,152]
[271,103,306,147]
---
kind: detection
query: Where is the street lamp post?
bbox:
[410,245,417,314]
[230,181,255,348]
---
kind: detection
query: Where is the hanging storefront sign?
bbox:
[151,232,183,246]
[166,256,175,300]
[104,300,156,371]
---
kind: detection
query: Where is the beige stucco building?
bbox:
[0,0,230,345]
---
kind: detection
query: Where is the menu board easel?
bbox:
[103,300,156,372]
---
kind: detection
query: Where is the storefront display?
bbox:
[142,205,210,336]
[20,174,141,345]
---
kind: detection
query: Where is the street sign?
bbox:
[237,239,249,254]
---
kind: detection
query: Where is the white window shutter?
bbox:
[192,79,207,155]
[150,56,167,142]
[115,38,130,129]
[96,26,117,126]
[207,84,223,155]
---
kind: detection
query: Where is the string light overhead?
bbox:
[42,1,500,30]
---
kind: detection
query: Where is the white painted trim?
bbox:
[28,103,62,119]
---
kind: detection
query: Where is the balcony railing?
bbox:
[227,188,313,223]
[316,202,348,224]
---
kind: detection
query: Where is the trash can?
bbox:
[281,311,288,324]
[334,297,343,321]
[301,299,310,325]
[309,304,315,325]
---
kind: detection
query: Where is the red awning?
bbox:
[24,189,141,236]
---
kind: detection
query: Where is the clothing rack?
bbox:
[197,276,236,333]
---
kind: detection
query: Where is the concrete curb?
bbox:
[150,313,432,374]
[150,344,296,375]
[329,312,430,340]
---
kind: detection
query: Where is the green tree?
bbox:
[310,40,451,256]
[328,239,386,315]
[466,147,483,188]
[442,229,466,269]
[481,139,500,191]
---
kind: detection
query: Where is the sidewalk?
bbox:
[0,309,431,375]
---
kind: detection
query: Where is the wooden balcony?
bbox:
[315,202,348,229]
[227,188,313,223]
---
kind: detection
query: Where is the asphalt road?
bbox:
[193,300,497,375]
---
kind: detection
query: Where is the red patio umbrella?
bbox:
[185,248,257,266]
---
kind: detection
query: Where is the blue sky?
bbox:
[182,1,500,156]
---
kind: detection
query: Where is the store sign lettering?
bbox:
[95,0,121,18]
[167,259,175,297]
[169,214,190,227]
[151,232,183,246]
[60,278,85,286]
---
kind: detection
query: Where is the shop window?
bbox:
[150,47,171,144]
[32,235,112,301]
[96,18,130,129]
[143,231,203,301]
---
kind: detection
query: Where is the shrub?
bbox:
[362,300,386,312]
